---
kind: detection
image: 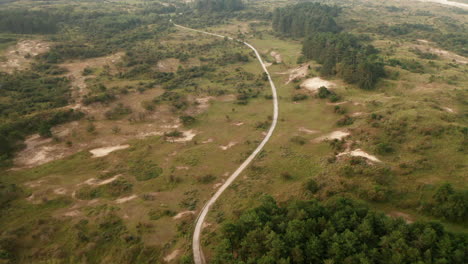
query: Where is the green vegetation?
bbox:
[272,2,341,37]
[214,197,467,264]
[196,0,245,12]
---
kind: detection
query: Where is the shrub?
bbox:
[130,160,163,181]
[292,93,308,101]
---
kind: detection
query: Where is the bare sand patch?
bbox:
[327,101,348,106]
[176,166,189,170]
[413,40,467,64]
[213,182,223,189]
[270,51,282,63]
[314,131,350,142]
[298,127,319,134]
[64,210,81,217]
[301,77,335,92]
[60,52,124,108]
[25,179,46,188]
[164,249,181,263]
[194,96,214,113]
[90,145,130,158]
[442,107,455,113]
[0,40,50,73]
[81,175,120,186]
[54,188,67,195]
[167,130,196,143]
[220,141,237,150]
[285,64,309,84]
[351,112,366,117]
[157,58,180,72]
[388,211,414,224]
[202,138,213,144]
[337,149,381,163]
[116,194,137,204]
[173,210,195,220]
[234,122,244,126]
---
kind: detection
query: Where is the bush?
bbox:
[130,160,163,181]
[336,115,354,126]
[304,179,319,193]
[292,93,308,101]
[180,115,196,126]
[290,136,307,145]
[197,174,216,184]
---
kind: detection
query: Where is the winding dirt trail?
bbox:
[173,22,279,264]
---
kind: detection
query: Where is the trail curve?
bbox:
[173,22,279,264]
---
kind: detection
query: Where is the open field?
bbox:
[0,0,466,263]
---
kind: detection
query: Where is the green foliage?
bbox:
[104,103,132,120]
[197,174,216,184]
[292,94,308,102]
[0,9,64,34]
[76,179,133,200]
[180,115,196,126]
[213,197,468,264]
[129,160,163,181]
[0,182,23,208]
[423,184,468,223]
[272,3,341,38]
[303,33,385,90]
[195,0,245,13]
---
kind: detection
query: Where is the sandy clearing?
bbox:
[201,138,213,144]
[264,62,273,67]
[212,182,223,189]
[61,52,124,109]
[337,149,381,163]
[195,97,214,113]
[442,107,455,113]
[90,145,130,158]
[64,210,81,217]
[220,141,237,150]
[327,101,348,106]
[176,166,190,170]
[81,175,120,186]
[298,127,319,134]
[417,0,468,9]
[388,211,414,224]
[164,249,181,263]
[115,194,137,204]
[173,210,195,220]
[270,51,282,63]
[413,41,467,64]
[25,179,46,188]
[157,58,180,72]
[167,130,196,143]
[314,131,350,142]
[54,188,67,195]
[285,64,309,84]
[301,77,335,92]
[351,112,366,117]
[0,40,50,73]
[234,122,244,126]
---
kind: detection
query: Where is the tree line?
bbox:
[273,3,384,90]
[213,196,467,264]
[195,0,245,12]
[272,2,341,37]
[303,33,385,90]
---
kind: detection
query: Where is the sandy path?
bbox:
[417,0,468,9]
[172,21,279,264]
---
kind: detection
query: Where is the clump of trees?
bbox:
[213,196,467,264]
[272,3,341,37]
[303,33,385,90]
[422,183,468,223]
[195,0,245,12]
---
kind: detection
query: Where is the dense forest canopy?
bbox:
[303,33,385,90]
[195,0,245,12]
[214,197,467,264]
[272,2,341,37]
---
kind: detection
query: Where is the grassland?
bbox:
[0,0,466,263]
